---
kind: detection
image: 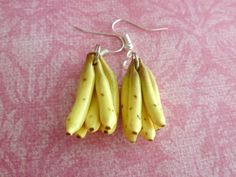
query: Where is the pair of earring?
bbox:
[66,19,167,143]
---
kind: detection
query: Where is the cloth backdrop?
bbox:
[0,0,236,177]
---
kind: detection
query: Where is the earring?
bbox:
[66,26,123,139]
[112,19,168,143]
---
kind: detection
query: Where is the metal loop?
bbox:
[72,24,124,56]
[122,51,140,70]
[131,52,140,70]
[93,45,101,65]
[112,18,167,70]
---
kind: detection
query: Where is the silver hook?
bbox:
[111,18,168,69]
[112,18,168,35]
[112,18,168,51]
[72,25,124,56]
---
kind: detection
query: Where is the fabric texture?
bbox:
[0,0,236,177]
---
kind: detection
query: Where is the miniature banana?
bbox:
[121,63,131,137]
[127,60,142,135]
[121,63,138,143]
[84,91,100,133]
[153,124,161,131]
[75,124,88,139]
[147,67,165,130]
[66,53,95,135]
[140,104,156,141]
[138,60,166,127]
[124,128,138,143]
[100,56,119,117]
[94,59,117,130]
[100,123,117,135]
[121,62,132,142]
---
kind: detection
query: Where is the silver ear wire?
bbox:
[72,25,125,56]
[111,18,168,69]
[112,18,168,34]
[112,18,168,52]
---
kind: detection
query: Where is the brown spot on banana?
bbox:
[137,115,141,119]
[89,128,94,132]
[66,132,71,136]
[105,126,111,130]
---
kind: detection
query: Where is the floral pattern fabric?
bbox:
[0,0,236,177]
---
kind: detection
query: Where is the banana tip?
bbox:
[105,126,111,130]
[76,135,82,139]
[160,124,166,127]
[66,132,72,136]
[89,128,94,132]
[129,140,136,144]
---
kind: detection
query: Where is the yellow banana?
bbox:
[147,67,164,130]
[84,91,100,133]
[94,59,117,130]
[122,62,140,143]
[127,60,142,135]
[153,124,161,131]
[121,64,138,143]
[75,124,88,139]
[140,103,156,141]
[124,128,138,143]
[100,56,119,117]
[99,123,117,135]
[121,62,131,137]
[66,53,95,135]
[138,60,166,127]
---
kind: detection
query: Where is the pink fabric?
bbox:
[0,0,236,176]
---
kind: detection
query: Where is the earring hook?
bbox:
[111,18,168,52]
[111,19,168,69]
[72,24,124,56]
[112,18,168,35]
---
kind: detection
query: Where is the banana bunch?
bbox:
[121,59,166,143]
[66,53,119,138]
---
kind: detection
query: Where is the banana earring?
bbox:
[66,26,123,138]
[65,20,168,143]
[112,19,168,143]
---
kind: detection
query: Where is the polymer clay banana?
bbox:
[100,56,119,117]
[121,62,130,135]
[127,60,142,135]
[66,53,95,135]
[94,59,117,130]
[121,63,138,143]
[140,103,156,141]
[147,67,164,130]
[75,124,88,139]
[138,60,166,127]
[124,128,138,143]
[84,91,100,133]
[99,123,117,135]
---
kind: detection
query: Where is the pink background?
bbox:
[0,0,236,177]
